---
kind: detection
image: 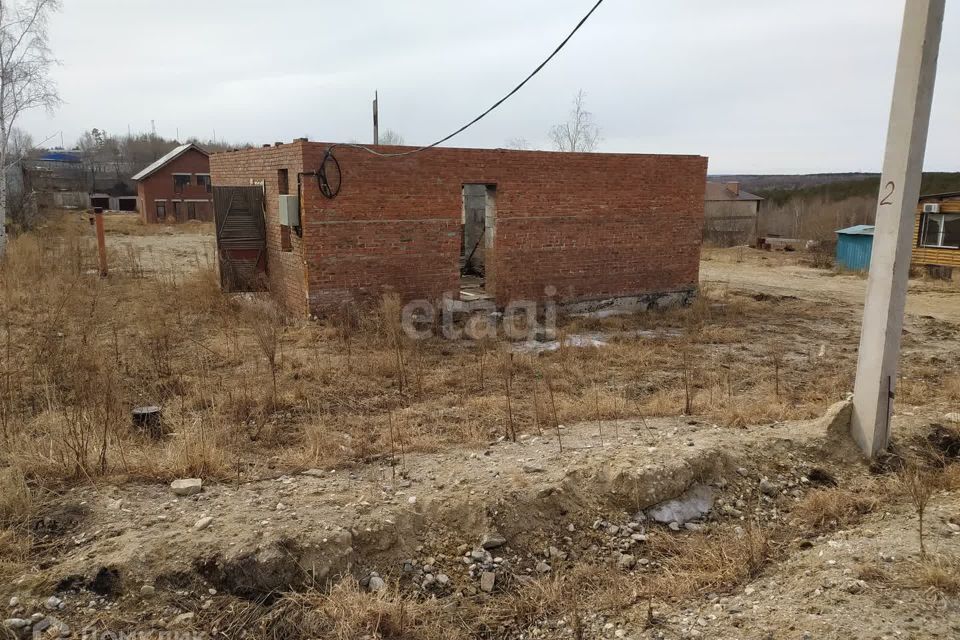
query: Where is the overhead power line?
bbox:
[344,0,606,159]
[316,0,606,197]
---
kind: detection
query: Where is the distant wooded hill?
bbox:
[711,172,960,205]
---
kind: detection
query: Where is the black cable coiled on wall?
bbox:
[317,148,342,199]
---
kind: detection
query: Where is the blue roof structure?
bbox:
[835,225,875,271]
[39,151,81,163]
[835,224,875,236]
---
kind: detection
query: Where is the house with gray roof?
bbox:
[703,181,764,246]
[133,143,212,223]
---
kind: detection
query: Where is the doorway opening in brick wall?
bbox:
[460,184,496,301]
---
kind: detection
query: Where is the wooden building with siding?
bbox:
[703,181,763,246]
[912,191,960,272]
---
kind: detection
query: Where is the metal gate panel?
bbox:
[213,186,267,292]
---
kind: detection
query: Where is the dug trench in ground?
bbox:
[3,406,876,623]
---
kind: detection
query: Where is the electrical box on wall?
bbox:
[279,194,300,226]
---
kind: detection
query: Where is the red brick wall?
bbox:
[299,144,461,313]
[299,144,706,313]
[490,152,707,304]
[213,142,707,316]
[138,149,214,224]
[209,143,309,316]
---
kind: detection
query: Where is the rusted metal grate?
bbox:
[213,186,267,292]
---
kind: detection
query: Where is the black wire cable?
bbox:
[317,152,341,198]
[351,0,604,157]
[316,0,606,197]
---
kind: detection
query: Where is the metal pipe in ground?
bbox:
[93,207,107,277]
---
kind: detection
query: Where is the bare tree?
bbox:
[379,129,405,145]
[7,125,29,159]
[5,125,32,227]
[504,137,532,150]
[505,137,530,150]
[0,0,61,258]
[76,128,105,190]
[788,198,805,239]
[548,89,601,152]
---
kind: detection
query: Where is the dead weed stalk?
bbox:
[899,463,939,558]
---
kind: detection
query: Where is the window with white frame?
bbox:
[920,212,960,249]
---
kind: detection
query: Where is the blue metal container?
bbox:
[835,225,875,271]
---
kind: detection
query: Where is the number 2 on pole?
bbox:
[880,181,896,205]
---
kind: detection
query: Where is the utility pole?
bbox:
[151,120,158,160]
[851,0,944,458]
[373,90,379,145]
[92,207,108,277]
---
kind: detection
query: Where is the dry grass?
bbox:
[644,524,776,600]
[943,464,960,491]
[898,464,941,557]
[856,561,893,583]
[0,212,921,494]
[906,555,960,596]
[3,213,960,636]
[942,375,960,402]
[259,526,778,640]
[4,212,954,495]
[264,579,468,640]
[0,467,31,526]
[791,487,879,532]
[0,217,234,483]
[0,468,32,582]
[100,212,213,236]
[0,213,949,499]
[494,565,636,632]
[0,527,30,581]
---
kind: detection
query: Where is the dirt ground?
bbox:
[104,220,960,322]
[100,213,215,274]
[702,247,960,323]
[4,408,959,639]
[98,218,958,322]
[1,227,959,639]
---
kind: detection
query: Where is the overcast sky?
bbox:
[17,0,959,174]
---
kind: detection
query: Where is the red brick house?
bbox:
[210,140,707,317]
[133,143,213,223]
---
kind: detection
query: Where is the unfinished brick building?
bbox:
[209,140,707,317]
